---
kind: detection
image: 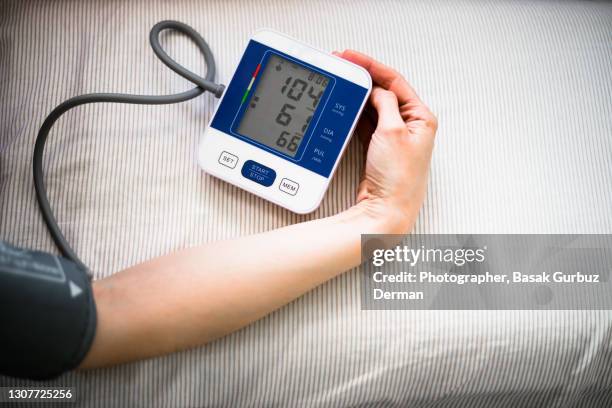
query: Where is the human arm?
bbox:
[79,50,438,369]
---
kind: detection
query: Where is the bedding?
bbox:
[1,0,611,406]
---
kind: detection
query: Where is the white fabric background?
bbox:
[1,0,611,406]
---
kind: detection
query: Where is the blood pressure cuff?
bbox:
[0,241,97,380]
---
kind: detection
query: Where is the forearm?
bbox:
[79,202,408,369]
[79,48,436,370]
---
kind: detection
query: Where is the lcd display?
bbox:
[237,54,330,157]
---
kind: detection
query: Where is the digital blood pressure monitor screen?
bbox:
[237,54,330,157]
[209,38,370,179]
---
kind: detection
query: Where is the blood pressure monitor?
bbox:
[198,29,372,213]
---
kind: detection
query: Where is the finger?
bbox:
[339,49,422,106]
[370,86,404,130]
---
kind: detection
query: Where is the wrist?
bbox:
[338,198,416,235]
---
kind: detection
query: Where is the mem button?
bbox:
[279,178,299,196]
[219,151,238,169]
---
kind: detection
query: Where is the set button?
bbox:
[218,151,238,169]
[279,178,299,196]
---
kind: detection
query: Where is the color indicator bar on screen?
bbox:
[241,63,262,104]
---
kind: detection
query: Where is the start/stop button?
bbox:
[241,160,276,187]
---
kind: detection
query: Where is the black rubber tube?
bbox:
[32,21,224,274]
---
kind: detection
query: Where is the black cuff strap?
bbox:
[0,241,97,380]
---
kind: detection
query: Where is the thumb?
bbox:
[370,86,404,131]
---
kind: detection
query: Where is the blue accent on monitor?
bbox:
[211,40,368,178]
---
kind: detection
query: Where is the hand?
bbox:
[334,50,438,234]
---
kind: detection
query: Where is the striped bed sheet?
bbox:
[1,0,611,406]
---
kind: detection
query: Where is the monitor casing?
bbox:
[198,29,372,213]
